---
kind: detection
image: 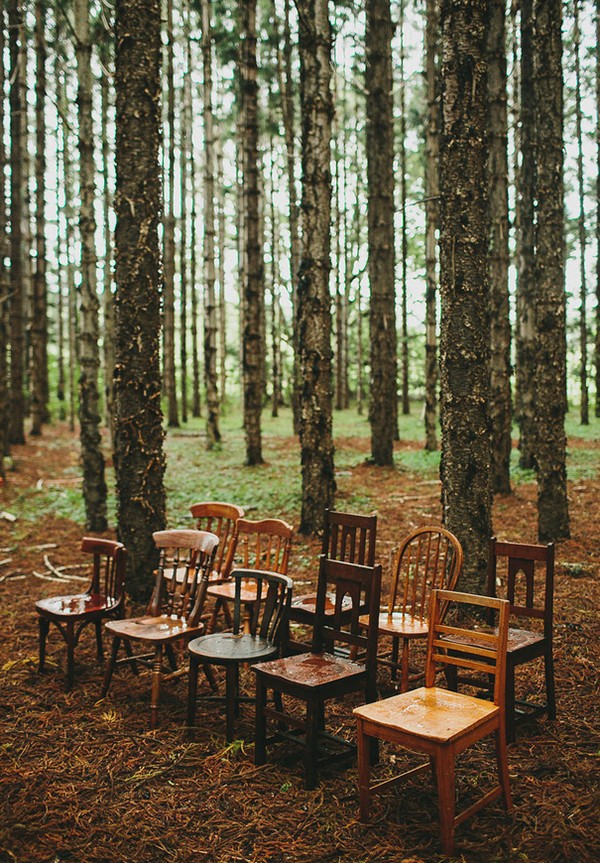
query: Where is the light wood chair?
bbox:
[354,589,512,856]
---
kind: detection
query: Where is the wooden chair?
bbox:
[288,509,377,643]
[361,525,462,691]
[447,538,555,742]
[253,556,382,789]
[36,537,127,690]
[354,589,512,856]
[189,501,245,584]
[187,568,293,741]
[100,529,218,729]
[206,517,293,633]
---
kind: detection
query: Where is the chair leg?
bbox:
[38,617,49,673]
[495,728,513,811]
[202,663,219,692]
[94,620,104,662]
[504,661,516,743]
[124,638,139,675]
[254,675,267,766]
[187,657,199,727]
[390,636,399,681]
[544,647,556,720]
[65,621,76,691]
[225,664,239,742]
[101,636,121,697]
[150,645,164,730]
[356,717,372,823]
[400,638,410,693]
[435,748,456,856]
[165,644,178,672]
[304,696,319,790]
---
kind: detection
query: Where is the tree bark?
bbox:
[240,0,264,465]
[295,0,335,532]
[424,0,439,452]
[113,0,166,601]
[163,0,179,428]
[596,0,600,418]
[398,0,409,419]
[100,42,115,447]
[573,0,588,426]
[487,0,512,494]
[439,0,491,594]
[532,0,570,541]
[366,0,396,466]
[0,0,9,461]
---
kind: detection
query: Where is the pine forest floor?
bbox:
[0,410,598,863]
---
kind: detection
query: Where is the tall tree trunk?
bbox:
[31,0,48,436]
[114,0,166,601]
[202,0,221,446]
[573,0,588,426]
[296,0,335,532]
[366,0,396,466]
[54,15,65,416]
[75,0,107,531]
[163,0,179,428]
[424,0,439,452]
[190,33,200,419]
[216,134,227,406]
[487,0,512,494]
[179,0,191,426]
[240,0,263,465]
[596,0,600,418]
[0,0,9,461]
[8,0,25,445]
[100,44,115,447]
[439,0,491,594]
[398,0,409,419]
[515,0,536,469]
[532,0,569,542]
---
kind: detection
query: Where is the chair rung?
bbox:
[369,761,429,794]
[454,784,503,828]
[262,705,305,731]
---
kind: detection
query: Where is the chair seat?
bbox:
[105,615,203,643]
[207,580,264,603]
[292,591,353,614]
[444,626,544,655]
[354,686,500,743]
[36,593,119,620]
[188,632,279,665]
[254,651,365,689]
[359,611,429,639]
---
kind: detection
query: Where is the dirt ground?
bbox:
[0,425,598,863]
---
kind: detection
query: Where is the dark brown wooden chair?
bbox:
[36,537,127,691]
[253,555,382,789]
[361,525,462,691]
[187,568,293,741]
[206,517,293,632]
[354,589,512,856]
[446,538,555,742]
[100,529,218,729]
[287,509,377,652]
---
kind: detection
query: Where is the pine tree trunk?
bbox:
[0,0,9,460]
[54,16,65,415]
[532,0,570,542]
[296,0,335,532]
[202,0,221,446]
[163,0,179,428]
[75,0,107,531]
[487,0,512,494]
[366,0,396,466]
[439,0,491,594]
[100,45,115,446]
[398,0,409,419]
[573,0,588,426]
[216,134,227,406]
[596,0,600,418]
[179,0,191,426]
[114,0,166,601]
[30,0,48,436]
[423,0,438,452]
[515,0,536,469]
[240,0,264,466]
[8,0,25,445]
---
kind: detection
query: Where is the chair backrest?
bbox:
[388,526,463,623]
[233,518,294,574]
[230,568,294,646]
[149,529,219,626]
[321,509,377,566]
[313,556,382,697]
[487,538,554,638]
[190,501,245,579]
[81,537,127,603]
[426,589,510,707]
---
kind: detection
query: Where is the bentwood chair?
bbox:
[187,568,293,741]
[101,529,218,729]
[446,538,555,742]
[36,537,127,690]
[354,589,512,856]
[254,556,382,789]
[288,510,377,652]
[361,526,462,691]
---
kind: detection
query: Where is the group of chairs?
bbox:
[35,504,556,855]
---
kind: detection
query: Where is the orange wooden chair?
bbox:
[100,529,218,729]
[354,589,512,856]
[36,537,127,690]
[362,525,462,691]
[189,501,245,584]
